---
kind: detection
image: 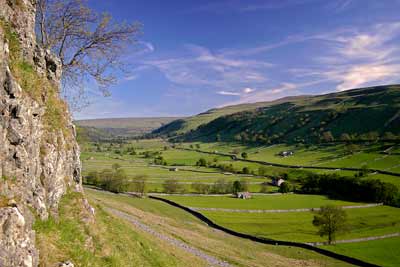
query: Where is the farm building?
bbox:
[236,192,252,199]
[278,151,294,157]
[272,178,285,187]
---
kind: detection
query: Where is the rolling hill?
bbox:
[153,85,400,143]
[75,117,180,141]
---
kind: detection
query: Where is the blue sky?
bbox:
[74,0,400,119]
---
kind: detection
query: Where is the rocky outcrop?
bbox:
[0,0,83,266]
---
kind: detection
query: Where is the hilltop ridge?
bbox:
[153,84,400,143]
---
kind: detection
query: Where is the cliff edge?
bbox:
[0,1,84,266]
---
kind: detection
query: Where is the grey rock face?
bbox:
[0,0,84,266]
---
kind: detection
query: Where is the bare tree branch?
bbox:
[36,0,142,108]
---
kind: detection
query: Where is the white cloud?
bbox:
[217,91,241,96]
[146,44,271,89]
[221,83,298,106]
[331,64,400,91]
[123,65,152,81]
[217,87,256,96]
[291,21,400,91]
[142,41,155,52]
[243,87,255,94]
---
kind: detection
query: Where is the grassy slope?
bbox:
[323,237,400,267]
[85,188,353,267]
[199,206,400,243]
[34,192,184,267]
[75,117,180,138]
[153,96,308,135]
[163,194,368,210]
[154,85,400,143]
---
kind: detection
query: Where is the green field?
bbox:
[79,139,400,267]
[163,194,366,210]
[191,142,400,173]
[161,192,400,267]
[81,146,273,193]
[323,237,400,267]
[179,142,400,187]
[85,188,353,267]
[81,139,400,195]
[198,206,400,243]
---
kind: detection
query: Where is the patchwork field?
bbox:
[163,194,367,210]
[79,139,400,266]
[85,188,353,267]
[323,237,400,267]
[162,194,400,266]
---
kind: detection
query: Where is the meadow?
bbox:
[84,188,353,267]
[81,139,400,193]
[79,139,400,266]
[163,194,367,210]
[323,237,400,267]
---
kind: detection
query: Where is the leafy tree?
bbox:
[212,179,232,194]
[356,164,369,177]
[163,179,183,194]
[232,181,242,194]
[340,133,351,142]
[36,0,141,108]
[259,183,269,193]
[126,146,137,155]
[85,170,99,185]
[112,163,121,171]
[258,166,268,176]
[312,205,347,244]
[196,158,207,167]
[132,175,147,197]
[241,152,248,159]
[279,182,291,193]
[232,180,248,194]
[383,132,397,140]
[231,148,240,155]
[242,167,250,174]
[322,131,334,142]
[191,182,211,194]
[154,156,167,165]
[345,143,360,154]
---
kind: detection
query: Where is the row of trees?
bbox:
[300,173,399,206]
[320,131,400,143]
[84,165,147,196]
[163,179,250,194]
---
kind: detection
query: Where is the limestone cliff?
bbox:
[0,1,83,266]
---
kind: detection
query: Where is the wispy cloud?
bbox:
[327,64,400,91]
[291,21,400,91]
[124,65,152,81]
[220,83,298,106]
[217,91,241,96]
[145,44,271,89]
[217,87,256,96]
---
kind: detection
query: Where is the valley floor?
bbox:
[84,188,354,267]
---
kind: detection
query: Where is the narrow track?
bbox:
[105,207,233,267]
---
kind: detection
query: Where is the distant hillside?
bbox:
[153,85,400,143]
[153,98,304,136]
[75,117,181,140]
